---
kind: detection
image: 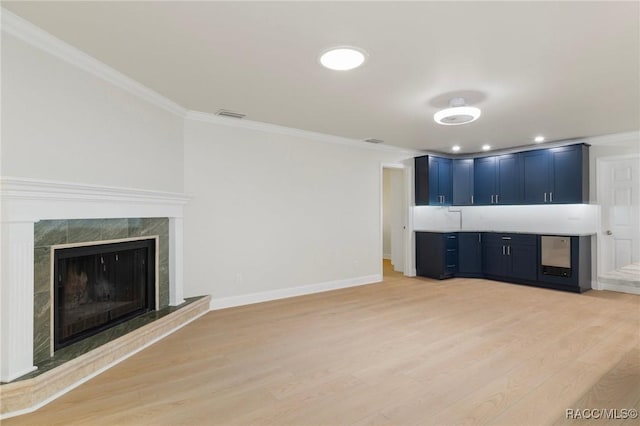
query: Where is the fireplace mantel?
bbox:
[1,177,191,382]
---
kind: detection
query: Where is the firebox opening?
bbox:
[53,238,156,351]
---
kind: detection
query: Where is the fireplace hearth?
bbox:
[54,239,156,350]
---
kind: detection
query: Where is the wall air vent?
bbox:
[215,109,246,119]
[364,138,384,144]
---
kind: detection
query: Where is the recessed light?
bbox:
[452,145,461,152]
[534,135,545,143]
[319,46,367,71]
[434,98,481,126]
[482,144,491,151]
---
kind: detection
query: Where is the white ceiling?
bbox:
[3,1,639,153]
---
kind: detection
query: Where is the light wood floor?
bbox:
[5,261,639,425]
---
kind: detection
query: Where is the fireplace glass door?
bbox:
[54,239,156,350]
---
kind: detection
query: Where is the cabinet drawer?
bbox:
[484,233,536,246]
[444,233,458,249]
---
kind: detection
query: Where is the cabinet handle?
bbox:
[447,236,457,239]
[478,234,481,243]
[550,192,553,202]
[471,195,474,205]
[507,246,511,256]
[491,195,494,204]
[544,192,547,202]
[502,245,506,255]
[496,194,499,204]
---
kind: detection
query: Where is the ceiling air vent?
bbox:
[364,138,384,144]
[215,109,246,119]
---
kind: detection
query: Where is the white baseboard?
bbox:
[210,274,382,310]
[597,281,640,295]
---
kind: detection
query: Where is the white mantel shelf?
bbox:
[0,177,191,383]
[1,177,191,221]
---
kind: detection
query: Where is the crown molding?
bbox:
[184,111,420,155]
[584,130,640,146]
[1,177,191,205]
[1,8,187,117]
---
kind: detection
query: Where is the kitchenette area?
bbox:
[412,142,599,293]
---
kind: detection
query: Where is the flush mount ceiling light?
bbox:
[534,135,545,143]
[482,144,491,151]
[452,145,461,152]
[434,97,481,125]
[319,46,367,71]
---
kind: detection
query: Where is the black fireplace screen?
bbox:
[54,239,156,350]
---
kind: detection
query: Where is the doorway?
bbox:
[597,154,640,293]
[382,166,406,277]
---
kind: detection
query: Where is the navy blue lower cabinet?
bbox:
[457,233,483,277]
[507,241,538,282]
[415,232,457,279]
[416,231,591,293]
[482,233,538,283]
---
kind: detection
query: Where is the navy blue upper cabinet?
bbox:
[473,157,496,205]
[415,155,452,206]
[522,144,589,204]
[496,154,521,204]
[417,143,588,206]
[452,159,474,205]
[521,149,551,203]
[550,145,589,203]
[474,154,521,205]
[415,156,430,205]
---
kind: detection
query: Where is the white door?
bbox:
[599,156,640,274]
[389,168,405,272]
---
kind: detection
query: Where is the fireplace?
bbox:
[53,238,156,350]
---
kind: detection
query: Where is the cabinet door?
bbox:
[550,145,583,203]
[474,157,496,205]
[415,156,430,206]
[428,157,452,205]
[521,149,551,204]
[415,232,445,278]
[452,159,474,205]
[458,232,482,275]
[508,244,538,281]
[483,241,505,276]
[437,158,453,205]
[496,154,521,204]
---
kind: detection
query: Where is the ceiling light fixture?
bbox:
[319,46,367,71]
[434,98,481,126]
[482,144,491,151]
[452,145,461,152]
[534,135,545,143]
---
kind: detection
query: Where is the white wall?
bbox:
[1,34,184,192]
[183,118,410,303]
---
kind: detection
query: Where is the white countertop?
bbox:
[414,229,596,236]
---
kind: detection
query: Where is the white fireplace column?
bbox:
[0,220,38,382]
[169,217,185,306]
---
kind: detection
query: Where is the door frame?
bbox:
[595,153,640,291]
[380,162,411,278]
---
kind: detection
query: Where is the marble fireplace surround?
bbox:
[1,177,191,383]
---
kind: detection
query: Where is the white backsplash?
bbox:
[413,204,600,235]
